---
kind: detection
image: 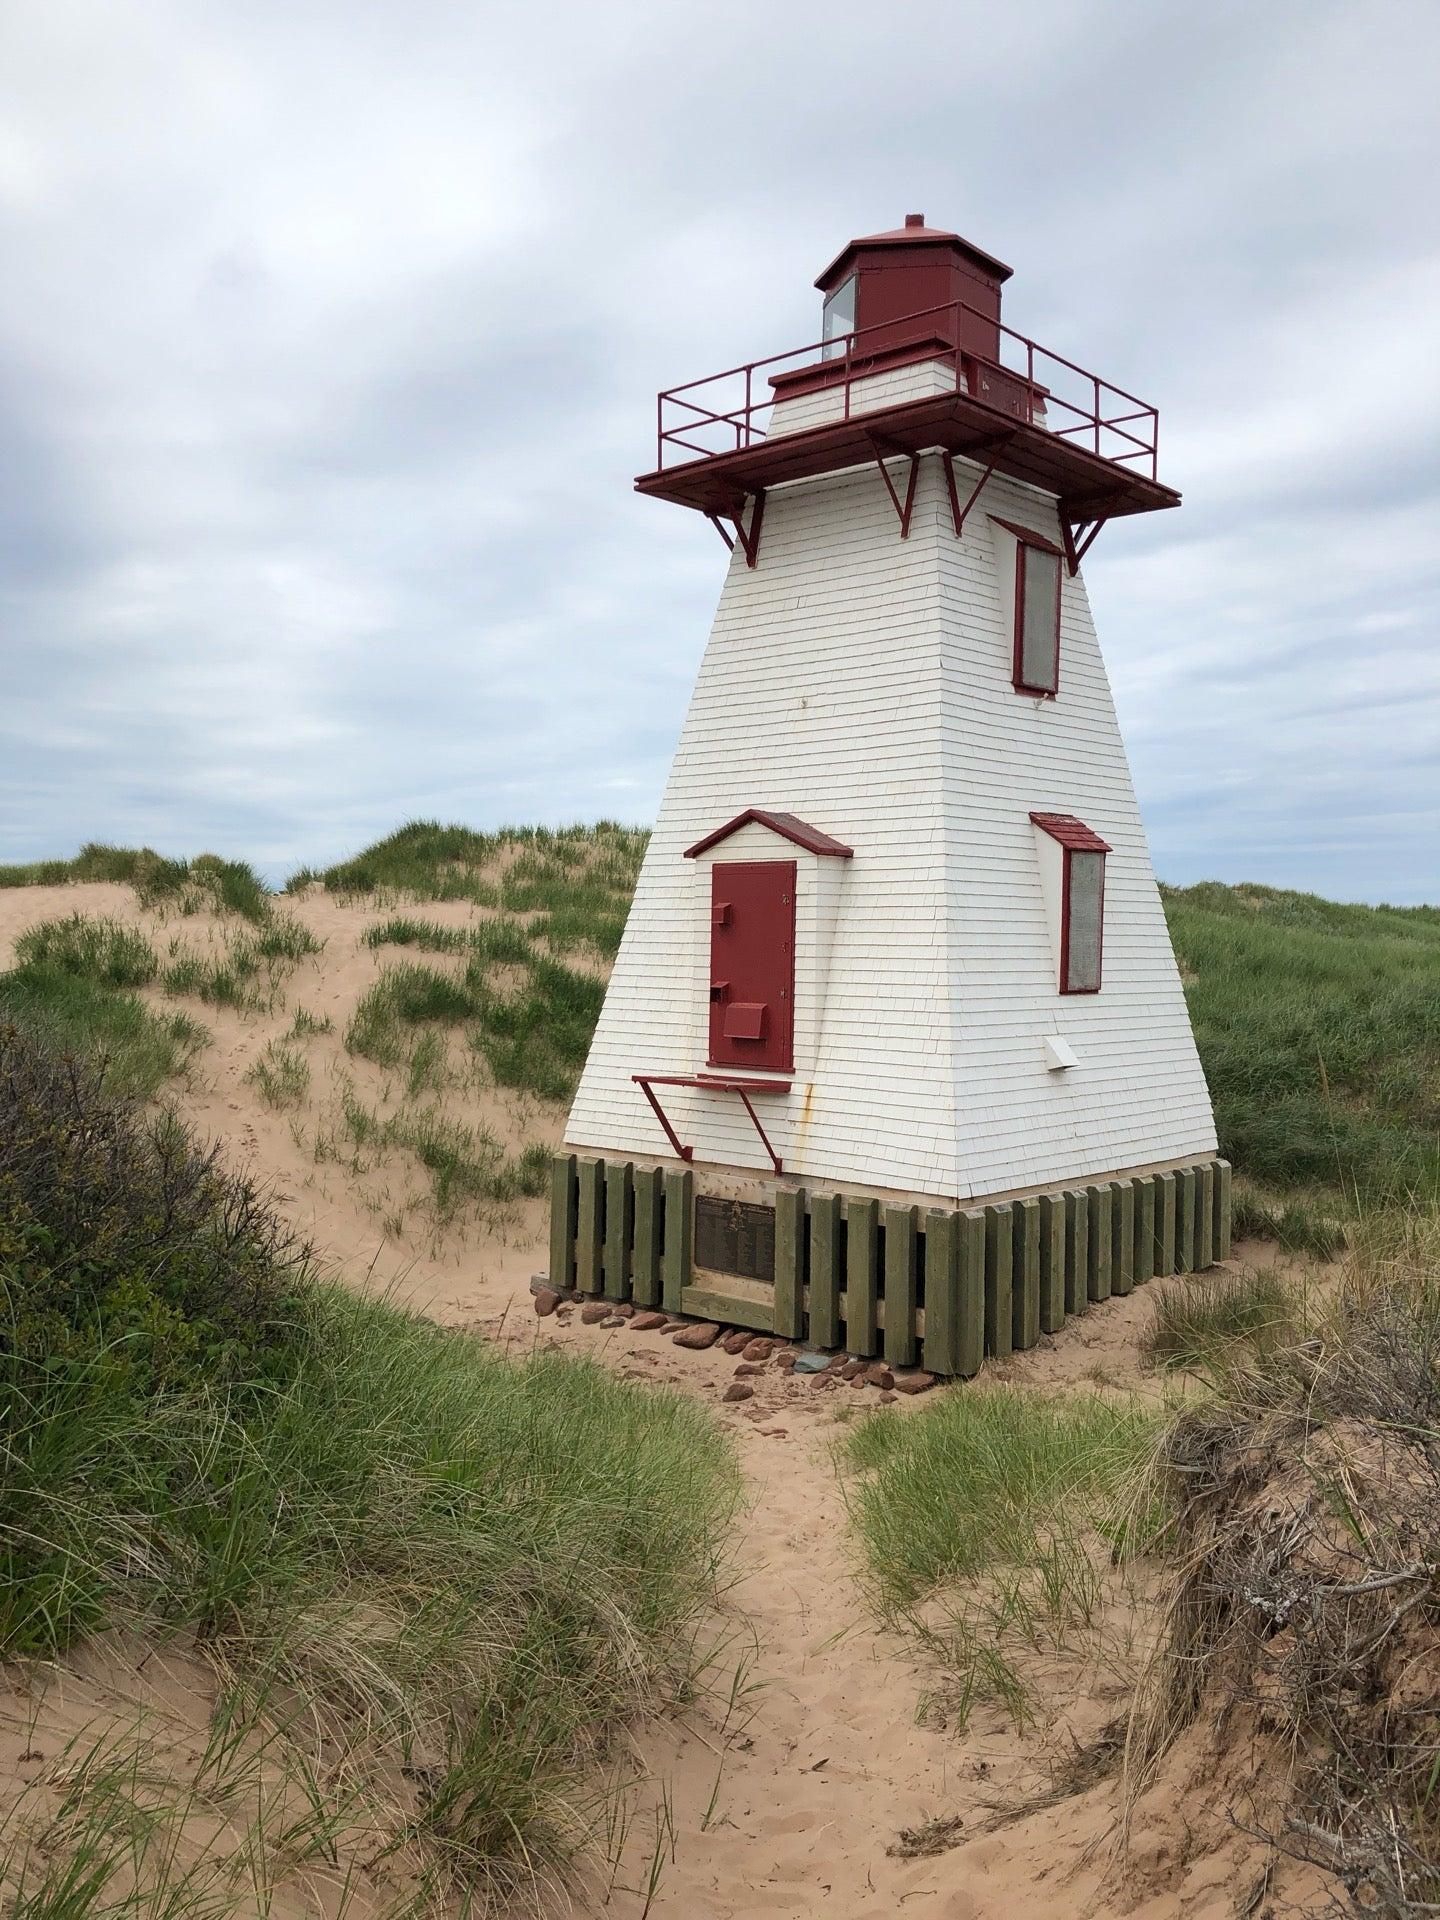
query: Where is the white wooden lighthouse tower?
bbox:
[552,216,1228,1373]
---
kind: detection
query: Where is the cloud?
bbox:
[0,0,1436,899]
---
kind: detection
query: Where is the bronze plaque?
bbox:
[694,1196,776,1283]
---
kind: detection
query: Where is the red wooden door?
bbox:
[708,860,795,1072]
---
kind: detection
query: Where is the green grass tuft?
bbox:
[14,914,157,989]
[1141,1266,1301,1377]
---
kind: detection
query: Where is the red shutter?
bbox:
[708,861,796,1072]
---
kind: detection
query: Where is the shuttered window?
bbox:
[1013,540,1062,695]
[1063,849,1105,993]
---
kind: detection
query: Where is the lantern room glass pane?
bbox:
[1018,544,1061,692]
[1065,851,1104,992]
[821,275,857,361]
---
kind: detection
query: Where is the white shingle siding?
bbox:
[565,449,1217,1205]
[767,358,957,437]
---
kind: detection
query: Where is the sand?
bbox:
[0,882,1330,1917]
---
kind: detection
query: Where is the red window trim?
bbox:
[1011,536,1062,698]
[1059,845,1106,996]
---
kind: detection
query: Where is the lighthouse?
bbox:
[550,215,1229,1374]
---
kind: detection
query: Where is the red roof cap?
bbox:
[1030,812,1112,853]
[815,218,1012,291]
[684,808,854,860]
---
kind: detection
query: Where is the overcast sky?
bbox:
[1,0,1436,901]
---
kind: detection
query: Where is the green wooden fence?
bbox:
[548,1154,1233,1377]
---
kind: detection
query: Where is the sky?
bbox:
[1,0,1437,902]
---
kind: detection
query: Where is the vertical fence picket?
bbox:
[1215,1159,1233,1262]
[1012,1197,1041,1350]
[660,1167,693,1313]
[1111,1180,1135,1296]
[808,1193,842,1349]
[1065,1190,1089,1314]
[631,1167,662,1307]
[576,1158,605,1295]
[957,1210,986,1376]
[844,1197,879,1356]
[603,1161,634,1301]
[922,1211,959,1375]
[1039,1192,1066,1332]
[549,1152,577,1293]
[1176,1168,1198,1274]
[883,1205,918,1368]
[984,1204,1014,1358]
[1153,1170,1177,1275]
[1087,1184,1113,1302]
[773,1188,806,1339]
[1134,1176,1157,1284]
[1195,1163,1215,1269]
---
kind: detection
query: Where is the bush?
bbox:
[0,1023,312,1397]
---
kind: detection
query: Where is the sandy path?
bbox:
[0,882,1322,1917]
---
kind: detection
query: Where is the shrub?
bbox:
[0,1023,312,1400]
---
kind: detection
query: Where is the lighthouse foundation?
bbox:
[547,1152,1231,1374]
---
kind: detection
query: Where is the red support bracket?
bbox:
[865,433,920,538]
[705,492,766,567]
[941,451,999,539]
[1061,517,1109,576]
[632,1072,788,1176]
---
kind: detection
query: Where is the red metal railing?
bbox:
[653,298,1160,481]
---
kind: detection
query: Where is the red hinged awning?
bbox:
[1029,812,1112,853]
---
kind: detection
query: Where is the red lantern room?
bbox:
[813,212,1012,369]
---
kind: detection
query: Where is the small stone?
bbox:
[722,1382,754,1403]
[824,1353,851,1372]
[760,1427,788,1439]
[611,1301,635,1318]
[579,1301,610,1324]
[532,1287,561,1318]
[793,1351,830,1375]
[850,1375,867,1389]
[671,1322,721,1351]
[810,1373,837,1391]
[743,1339,774,1361]
[863,1364,894,1390]
[721,1330,751,1355]
[600,1313,626,1328]
[892,1370,937,1395]
[877,1391,897,1405]
[772,1351,798,1371]
[529,1273,573,1300]
[630,1310,668,1331]
[734,1361,764,1377]
[841,1358,866,1380]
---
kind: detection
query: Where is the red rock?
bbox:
[579,1301,610,1324]
[892,1370,937,1395]
[722,1382,754,1403]
[611,1301,635,1318]
[877,1391,897,1405]
[863,1364,894,1390]
[841,1358,866,1380]
[743,1339,774,1362]
[849,1375,867,1389]
[671,1322,721,1351]
[529,1274,573,1301]
[810,1374,837,1391]
[772,1352,797,1371]
[630,1310,668,1331]
[600,1313,626,1328]
[721,1330,751,1355]
[734,1361,764,1377]
[760,1427,788,1438]
[532,1287,561,1318]
[824,1353,850,1372]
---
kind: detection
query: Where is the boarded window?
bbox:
[1014,541,1061,694]
[1064,849,1105,993]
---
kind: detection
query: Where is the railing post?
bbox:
[656,390,663,471]
[1027,339,1034,423]
[741,364,750,449]
[843,333,852,421]
[1093,375,1101,455]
